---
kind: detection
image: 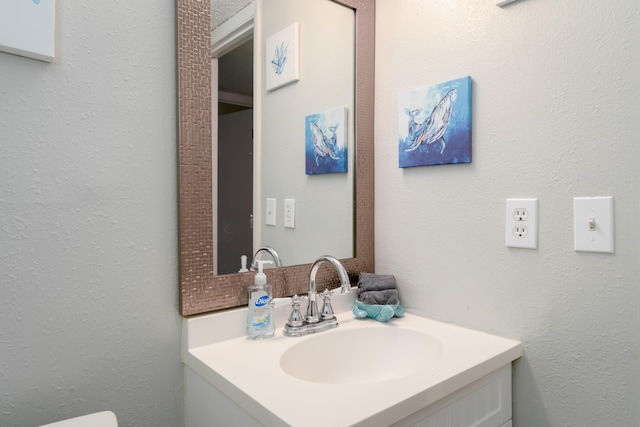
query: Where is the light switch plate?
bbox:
[574,196,614,253]
[266,198,276,226]
[284,199,295,228]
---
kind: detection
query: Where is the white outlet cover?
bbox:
[505,198,538,249]
[284,198,295,229]
[574,196,614,253]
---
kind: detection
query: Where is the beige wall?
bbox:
[375,0,639,425]
[0,1,182,426]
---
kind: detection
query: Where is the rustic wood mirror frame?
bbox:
[176,0,374,316]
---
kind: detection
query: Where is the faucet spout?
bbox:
[308,255,351,295]
[306,255,351,324]
[250,246,283,270]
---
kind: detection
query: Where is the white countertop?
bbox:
[182,294,522,427]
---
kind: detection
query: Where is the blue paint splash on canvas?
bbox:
[398,76,472,168]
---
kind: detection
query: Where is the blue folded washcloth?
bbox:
[352,299,405,322]
[352,273,404,322]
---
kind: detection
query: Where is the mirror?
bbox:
[214,0,355,275]
[177,0,374,316]
[255,0,356,273]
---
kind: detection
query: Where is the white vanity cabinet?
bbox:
[184,363,514,427]
[394,364,513,427]
[185,365,263,427]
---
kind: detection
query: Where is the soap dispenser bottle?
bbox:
[246,259,275,339]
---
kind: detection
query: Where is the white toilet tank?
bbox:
[39,411,118,427]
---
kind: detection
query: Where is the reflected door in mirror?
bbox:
[218,108,254,274]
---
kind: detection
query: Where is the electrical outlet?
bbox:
[513,208,529,221]
[505,198,538,249]
[513,224,528,238]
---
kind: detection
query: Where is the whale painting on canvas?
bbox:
[398,76,472,167]
[305,107,348,175]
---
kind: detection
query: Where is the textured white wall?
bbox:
[212,0,253,30]
[375,0,639,426]
[0,1,182,426]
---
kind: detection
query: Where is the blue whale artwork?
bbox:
[305,107,348,175]
[399,76,472,167]
[310,121,340,164]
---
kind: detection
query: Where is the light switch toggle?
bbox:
[588,218,596,231]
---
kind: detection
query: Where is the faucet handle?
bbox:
[321,288,335,320]
[286,294,305,327]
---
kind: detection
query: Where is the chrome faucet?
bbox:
[305,255,351,323]
[283,255,351,337]
[250,246,283,271]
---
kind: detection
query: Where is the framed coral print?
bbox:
[265,22,300,91]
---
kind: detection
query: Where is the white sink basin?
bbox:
[280,327,443,384]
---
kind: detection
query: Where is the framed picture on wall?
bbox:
[305,107,348,175]
[398,76,472,168]
[0,0,56,62]
[265,22,300,91]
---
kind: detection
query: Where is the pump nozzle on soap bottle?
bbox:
[253,259,271,286]
[246,260,274,339]
[238,255,249,273]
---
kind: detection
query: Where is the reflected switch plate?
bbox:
[266,198,276,226]
[574,196,614,253]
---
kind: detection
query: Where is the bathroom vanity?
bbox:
[182,291,522,426]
